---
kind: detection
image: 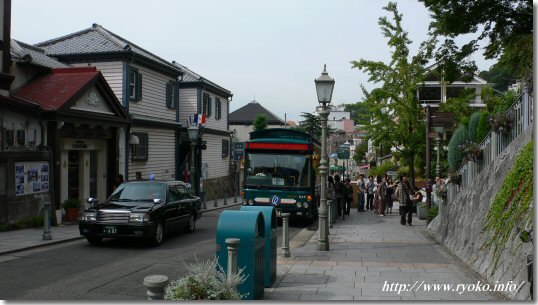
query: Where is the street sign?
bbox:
[234,142,244,149]
[337,147,350,159]
[431,112,454,128]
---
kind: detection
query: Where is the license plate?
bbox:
[103,226,117,235]
[275,209,282,217]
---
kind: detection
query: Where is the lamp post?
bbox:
[315,64,335,251]
[187,125,199,193]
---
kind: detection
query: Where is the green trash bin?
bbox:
[216,210,265,300]
[240,205,277,288]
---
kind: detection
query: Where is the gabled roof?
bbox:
[172,61,232,98]
[11,39,69,69]
[12,67,100,110]
[229,100,285,125]
[424,62,487,84]
[36,24,182,76]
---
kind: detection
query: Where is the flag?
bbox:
[193,114,198,125]
[201,113,207,124]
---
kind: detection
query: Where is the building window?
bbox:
[166,81,177,109]
[222,139,229,158]
[203,93,212,117]
[130,68,142,101]
[215,98,222,120]
[131,132,148,161]
[418,86,441,103]
[16,130,25,146]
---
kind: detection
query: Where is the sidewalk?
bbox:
[0,198,240,256]
[267,204,505,301]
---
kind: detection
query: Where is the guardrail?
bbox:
[447,90,533,203]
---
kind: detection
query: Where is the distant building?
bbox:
[229,100,285,142]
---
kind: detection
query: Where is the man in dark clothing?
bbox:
[397,174,413,226]
[334,175,345,218]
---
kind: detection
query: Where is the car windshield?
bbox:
[109,182,166,203]
[245,153,311,189]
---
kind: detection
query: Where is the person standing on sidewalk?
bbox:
[376,176,387,216]
[398,174,413,225]
[327,175,336,201]
[357,174,367,212]
[366,175,375,211]
[385,177,395,214]
[344,177,354,215]
[334,175,345,217]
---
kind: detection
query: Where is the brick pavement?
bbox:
[267,205,506,301]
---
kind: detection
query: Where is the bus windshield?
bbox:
[245,153,311,189]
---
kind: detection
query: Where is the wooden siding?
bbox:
[179,88,198,126]
[202,90,228,131]
[128,127,176,181]
[202,133,229,179]
[128,64,176,121]
[73,62,124,103]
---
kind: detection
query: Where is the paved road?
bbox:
[0,206,310,300]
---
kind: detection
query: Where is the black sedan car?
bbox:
[79,180,202,246]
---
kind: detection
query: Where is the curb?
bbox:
[0,203,243,256]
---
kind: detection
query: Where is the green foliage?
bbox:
[447,125,468,170]
[62,198,81,209]
[369,161,396,178]
[479,65,517,93]
[351,2,434,188]
[253,115,268,131]
[481,85,502,113]
[494,90,519,113]
[297,112,322,139]
[165,257,247,300]
[342,102,371,125]
[352,141,369,164]
[0,216,44,232]
[482,141,534,273]
[397,165,422,180]
[438,88,474,126]
[422,0,532,81]
[476,111,491,144]
[427,206,439,222]
[467,112,481,142]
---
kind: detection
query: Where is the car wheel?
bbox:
[150,222,164,246]
[86,235,102,245]
[185,214,195,233]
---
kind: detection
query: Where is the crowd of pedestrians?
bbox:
[326,172,435,226]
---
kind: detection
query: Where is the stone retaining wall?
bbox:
[427,127,533,300]
[202,176,238,201]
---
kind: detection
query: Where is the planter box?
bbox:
[417,204,427,220]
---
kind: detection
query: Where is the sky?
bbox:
[11,0,495,122]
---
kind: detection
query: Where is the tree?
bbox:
[341,102,371,125]
[479,63,517,92]
[438,88,474,126]
[253,114,268,131]
[351,2,434,188]
[421,0,533,83]
[352,141,369,164]
[297,112,322,139]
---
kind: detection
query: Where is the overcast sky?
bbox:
[12,0,494,122]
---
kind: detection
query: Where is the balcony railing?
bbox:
[447,90,533,203]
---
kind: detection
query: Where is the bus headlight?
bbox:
[303,202,309,208]
[296,202,302,208]
[249,199,254,205]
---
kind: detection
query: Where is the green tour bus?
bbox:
[241,128,321,220]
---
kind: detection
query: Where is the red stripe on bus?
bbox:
[247,142,310,150]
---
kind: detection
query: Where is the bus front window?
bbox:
[245,153,311,188]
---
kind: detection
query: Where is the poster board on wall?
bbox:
[15,161,49,196]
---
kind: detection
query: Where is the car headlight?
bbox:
[80,212,96,221]
[303,202,309,208]
[129,212,150,223]
[296,202,302,208]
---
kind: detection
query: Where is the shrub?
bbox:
[495,89,518,113]
[428,206,439,222]
[62,198,81,210]
[165,257,247,300]
[467,111,482,142]
[447,125,469,170]
[369,161,396,177]
[476,111,491,143]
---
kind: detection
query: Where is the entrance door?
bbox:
[67,150,80,200]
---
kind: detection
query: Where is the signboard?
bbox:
[15,161,50,196]
[386,170,397,176]
[337,147,350,159]
[234,142,245,149]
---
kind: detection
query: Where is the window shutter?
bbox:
[222,139,229,158]
[136,73,142,100]
[207,95,212,117]
[166,82,173,108]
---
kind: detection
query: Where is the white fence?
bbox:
[447,90,534,203]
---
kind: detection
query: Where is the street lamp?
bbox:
[188,125,199,193]
[315,64,335,251]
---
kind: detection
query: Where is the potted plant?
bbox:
[416,202,428,220]
[488,112,513,135]
[63,198,81,222]
[447,171,462,185]
[458,141,482,163]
